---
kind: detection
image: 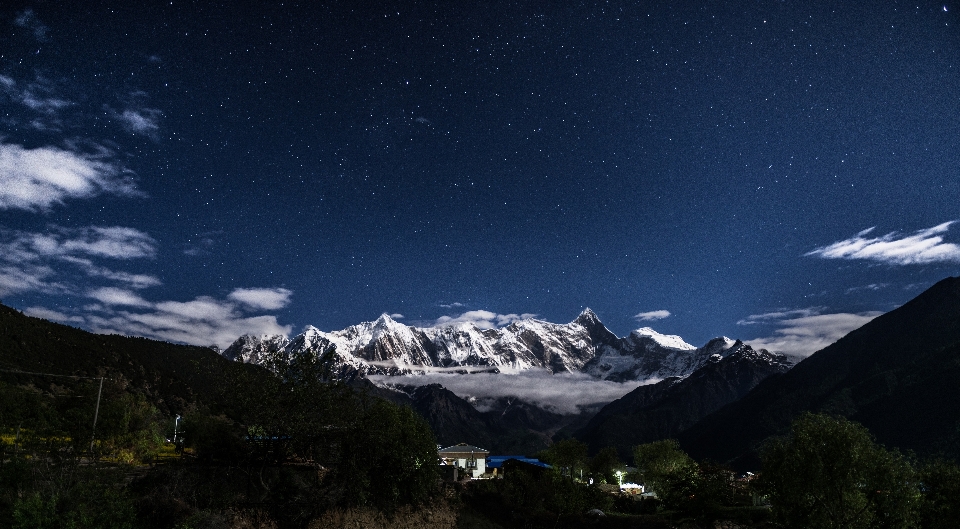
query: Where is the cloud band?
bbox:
[806,222,960,265]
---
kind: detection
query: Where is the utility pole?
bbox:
[89,377,104,454]
[0,369,109,457]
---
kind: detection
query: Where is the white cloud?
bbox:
[0,143,138,211]
[0,263,60,296]
[83,266,161,289]
[153,297,237,321]
[4,226,157,260]
[806,222,960,265]
[20,92,70,114]
[116,108,162,135]
[432,310,538,329]
[183,232,220,256]
[85,295,292,349]
[227,287,293,310]
[88,287,151,307]
[15,9,49,41]
[24,306,83,323]
[439,302,466,309]
[744,310,882,359]
[0,222,292,348]
[635,310,671,321]
[371,370,646,415]
[845,283,888,295]
[737,307,824,325]
[54,226,157,259]
[0,75,70,123]
[0,225,159,297]
[390,313,405,319]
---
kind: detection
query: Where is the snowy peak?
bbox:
[374,312,403,329]
[631,327,696,351]
[724,343,792,369]
[583,331,745,382]
[572,308,619,345]
[222,311,788,383]
[573,308,601,326]
[700,336,739,358]
[222,333,289,364]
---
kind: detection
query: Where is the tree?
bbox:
[537,438,588,480]
[632,439,700,510]
[759,413,920,529]
[180,411,249,462]
[633,439,694,481]
[917,458,960,529]
[587,447,622,484]
[334,397,438,512]
[225,345,441,513]
[228,344,351,463]
[91,391,165,463]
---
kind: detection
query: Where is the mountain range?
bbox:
[5,275,960,468]
[223,308,759,382]
[223,308,793,454]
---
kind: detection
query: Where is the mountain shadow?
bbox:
[575,344,791,459]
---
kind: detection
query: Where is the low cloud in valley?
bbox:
[371,370,647,415]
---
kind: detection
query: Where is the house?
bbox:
[438,443,489,478]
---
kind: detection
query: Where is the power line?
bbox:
[0,368,106,453]
[0,368,109,380]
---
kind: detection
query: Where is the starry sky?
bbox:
[1,1,959,356]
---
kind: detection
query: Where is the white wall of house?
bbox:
[438,444,489,478]
[452,456,486,477]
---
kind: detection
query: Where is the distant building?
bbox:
[438,443,489,478]
[485,455,551,477]
[497,457,552,479]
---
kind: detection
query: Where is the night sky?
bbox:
[2,1,959,356]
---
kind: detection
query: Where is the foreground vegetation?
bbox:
[5,361,960,528]
[3,304,960,527]
[0,344,440,528]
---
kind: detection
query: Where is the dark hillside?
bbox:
[576,346,790,459]
[380,382,573,455]
[679,275,960,468]
[0,302,257,416]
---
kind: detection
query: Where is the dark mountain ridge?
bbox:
[379,382,585,455]
[0,303,247,416]
[575,343,791,458]
[679,275,960,469]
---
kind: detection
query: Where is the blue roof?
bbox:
[486,456,551,469]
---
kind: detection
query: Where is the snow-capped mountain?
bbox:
[222,309,757,382]
[221,333,289,364]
